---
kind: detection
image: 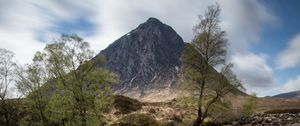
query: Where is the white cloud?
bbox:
[219,0,278,53]
[276,34,300,70]
[0,0,278,96]
[84,0,213,52]
[266,75,300,96]
[231,53,276,95]
[282,75,300,92]
[0,0,277,62]
[0,0,96,64]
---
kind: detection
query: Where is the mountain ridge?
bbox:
[272,90,300,99]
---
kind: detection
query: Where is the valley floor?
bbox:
[107,95,300,126]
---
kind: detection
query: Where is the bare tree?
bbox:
[0,48,19,126]
[180,4,242,125]
[0,48,16,100]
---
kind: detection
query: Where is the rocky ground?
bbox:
[225,112,300,126]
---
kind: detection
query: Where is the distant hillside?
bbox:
[272,90,300,99]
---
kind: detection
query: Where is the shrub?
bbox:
[242,94,257,115]
[113,95,143,114]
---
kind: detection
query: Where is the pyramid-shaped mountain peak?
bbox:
[96,17,185,100]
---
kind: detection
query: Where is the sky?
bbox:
[0,0,300,97]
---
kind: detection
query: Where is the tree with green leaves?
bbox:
[41,34,117,125]
[16,51,50,125]
[242,93,257,115]
[16,34,117,125]
[180,4,243,126]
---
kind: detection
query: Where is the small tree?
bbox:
[242,93,257,115]
[0,48,16,100]
[16,52,50,125]
[180,4,242,125]
[41,34,117,125]
[0,48,20,126]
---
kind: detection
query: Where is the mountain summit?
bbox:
[96,17,185,100]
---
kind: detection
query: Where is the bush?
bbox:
[242,94,257,115]
[113,95,143,114]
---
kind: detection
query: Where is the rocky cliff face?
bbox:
[96,18,185,100]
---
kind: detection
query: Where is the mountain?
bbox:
[272,90,300,99]
[95,17,185,101]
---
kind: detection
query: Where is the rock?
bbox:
[271,121,280,126]
[237,120,244,125]
[264,117,272,123]
[149,108,156,113]
[231,121,239,125]
[287,117,294,121]
[226,112,300,126]
[257,117,264,123]
[171,114,182,122]
[251,120,258,125]
[279,114,284,118]
[290,123,300,126]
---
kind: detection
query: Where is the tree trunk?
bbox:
[193,80,206,126]
[80,110,87,126]
[5,115,10,126]
[193,106,203,126]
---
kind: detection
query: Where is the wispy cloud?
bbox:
[282,75,300,92]
[219,0,278,53]
[276,33,300,70]
[231,53,276,95]
[0,0,279,96]
[0,0,97,64]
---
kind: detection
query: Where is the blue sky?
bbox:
[1,0,300,97]
[249,0,300,94]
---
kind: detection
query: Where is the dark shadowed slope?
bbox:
[272,90,300,99]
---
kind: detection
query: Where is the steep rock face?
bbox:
[97,18,185,99]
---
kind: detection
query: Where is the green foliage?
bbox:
[16,33,118,125]
[179,3,244,126]
[16,51,50,125]
[45,93,73,125]
[177,95,198,109]
[42,34,118,125]
[0,99,22,126]
[242,94,257,115]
